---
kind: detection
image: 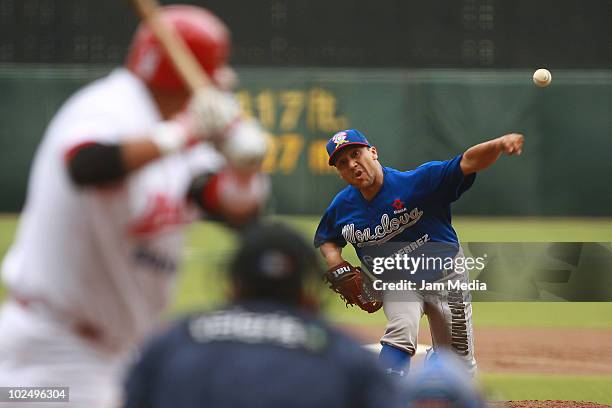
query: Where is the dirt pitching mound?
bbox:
[337,324,612,375]
[496,401,612,408]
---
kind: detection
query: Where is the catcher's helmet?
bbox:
[230,222,322,304]
[403,349,485,408]
[126,5,230,90]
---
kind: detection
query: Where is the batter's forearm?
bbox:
[319,242,345,268]
[68,118,202,187]
[121,139,165,171]
[66,140,163,187]
[460,133,524,175]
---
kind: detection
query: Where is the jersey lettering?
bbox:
[128,194,187,237]
[341,208,423,248]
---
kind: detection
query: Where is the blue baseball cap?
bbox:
[326,129,371,166]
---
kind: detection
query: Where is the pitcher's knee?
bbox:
[380,316,419,355]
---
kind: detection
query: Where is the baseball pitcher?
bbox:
[315,129,524,377]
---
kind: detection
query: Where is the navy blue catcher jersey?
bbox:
[314,155,475,269]
[124,301,399,408]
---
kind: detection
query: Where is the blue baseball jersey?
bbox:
[314,154,475,268]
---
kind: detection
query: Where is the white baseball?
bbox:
[533,68,552,87]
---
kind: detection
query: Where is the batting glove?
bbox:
[218,118,269,169]
[205,168,271,226]
[150,88,241,155]
[187,88,241,139]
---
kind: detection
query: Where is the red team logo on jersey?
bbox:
[392,199,407,215]
[129,194,186,237]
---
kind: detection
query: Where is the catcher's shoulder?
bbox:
[319,320,376,357]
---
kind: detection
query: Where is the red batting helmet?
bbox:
[126,5,230,90]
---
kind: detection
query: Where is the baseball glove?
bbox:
[325,261,382,313]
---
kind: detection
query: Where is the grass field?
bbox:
[0,215,611,403]
[482,374,612,404]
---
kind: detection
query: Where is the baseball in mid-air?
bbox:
[533,68,552,87]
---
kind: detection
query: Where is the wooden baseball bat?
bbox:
[128,0,210,92]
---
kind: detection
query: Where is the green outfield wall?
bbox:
[1,65,610,216]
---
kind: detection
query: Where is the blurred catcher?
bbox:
[124,222,401,408]
[402,349,486,408]
[0,5,268,407]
